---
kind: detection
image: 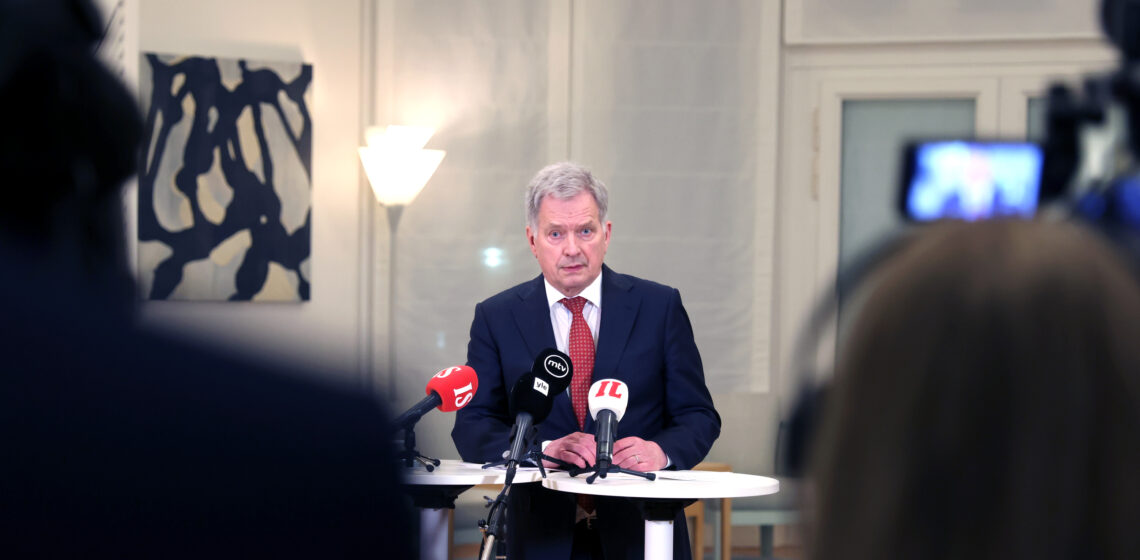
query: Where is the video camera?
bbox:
[898,0,1140,257]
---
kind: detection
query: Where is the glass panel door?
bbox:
[837,99,976,327]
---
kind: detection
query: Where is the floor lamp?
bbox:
[359,125,445,401]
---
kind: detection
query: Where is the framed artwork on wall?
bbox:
[137,53,313,301]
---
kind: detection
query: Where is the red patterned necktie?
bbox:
[560,296,594,429]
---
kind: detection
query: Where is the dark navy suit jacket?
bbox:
[452,265,721,559]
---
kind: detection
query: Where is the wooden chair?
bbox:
[684,461,733,560]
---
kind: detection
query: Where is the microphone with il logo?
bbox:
[571,378,656,484]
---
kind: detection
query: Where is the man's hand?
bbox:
[613,437,666,472]
[541,432,596,469]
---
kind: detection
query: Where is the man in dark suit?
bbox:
[452,162,721,559]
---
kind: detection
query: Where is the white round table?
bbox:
[543,469,779,560]
[401,460,544,560]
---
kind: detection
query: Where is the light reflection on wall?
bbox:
[483,247,504,268]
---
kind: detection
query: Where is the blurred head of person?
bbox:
[0,0,142,303]
[807,219,1140,560]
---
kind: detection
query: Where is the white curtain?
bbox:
[381,0,770,438]
[570,0,765,394]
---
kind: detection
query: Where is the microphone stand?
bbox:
[569,459,656,484]
[480,424,553,478]
[478,431,533,560]
[478,485,508,560]
[571,408,656,483]
[479,421,568,559]
[396,424,440,471]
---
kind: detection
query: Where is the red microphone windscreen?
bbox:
[425,365,479,412]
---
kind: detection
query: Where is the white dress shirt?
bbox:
[543,273,602,356]
[539,273,601,453]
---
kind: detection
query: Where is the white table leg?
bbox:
[644,518,674,560]
[420,508,449,560]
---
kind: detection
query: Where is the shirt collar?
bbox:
[543,271,603,310]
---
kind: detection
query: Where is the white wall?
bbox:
[136,0,369,388]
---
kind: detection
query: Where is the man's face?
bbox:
[527,191,611,297]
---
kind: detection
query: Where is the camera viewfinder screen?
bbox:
[904,141,1043,221]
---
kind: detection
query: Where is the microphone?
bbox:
[393,365,479,430]
[479,350,572,560]
[587,379,629,472]
[504,348,573,469]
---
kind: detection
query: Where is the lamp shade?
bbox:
[359,125,445,207]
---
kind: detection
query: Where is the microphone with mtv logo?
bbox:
[479,349,572,560]
[504,348,573,474]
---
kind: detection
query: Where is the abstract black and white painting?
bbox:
[138,53,312,301]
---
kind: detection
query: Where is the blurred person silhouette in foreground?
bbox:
[0,0,410,557]
[807,219,1140,560]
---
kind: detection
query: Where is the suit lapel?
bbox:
[594,265,638,383]
[512,275,556,359]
